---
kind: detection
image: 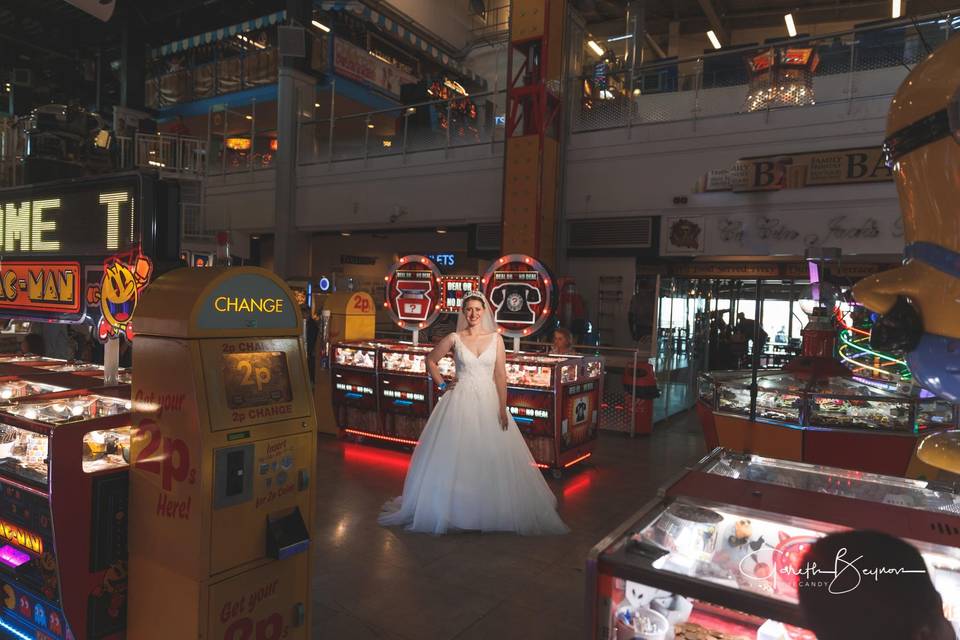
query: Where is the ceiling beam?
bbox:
[645,33,666,58]
[697,0,727,44]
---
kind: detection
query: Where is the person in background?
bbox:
[39,323,75,360]
[20,334,44,356]
[735,312,768,356]
[551,328,576,355]
[799,530,956,640]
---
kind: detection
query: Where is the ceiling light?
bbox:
[707,30,722,50]
[784,13,797,37]
[892,0,902,18]
[367,123,375,129]
[312,20,331,33]
[405,107,416,115]
[244,115,253,120]
[340,231,351,237]
[314,102,320,108]
[588,40,605,56]
[607,34,633,42]
[436,228,447,234]
[633,88,641,96]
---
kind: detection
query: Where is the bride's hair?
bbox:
[461,291,487,309]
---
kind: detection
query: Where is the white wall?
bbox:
[203,84,901,255]
[295,144,504,230]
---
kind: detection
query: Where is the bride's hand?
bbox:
[499,409,509,430]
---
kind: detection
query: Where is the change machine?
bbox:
[128,267,316,639]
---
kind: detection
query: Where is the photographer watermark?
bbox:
[739,546,927,595]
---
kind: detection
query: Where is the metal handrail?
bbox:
[579,11,954,77]
[299,88,505,125]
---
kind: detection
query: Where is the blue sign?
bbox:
[317,276,332,293]
[428,253,455,268]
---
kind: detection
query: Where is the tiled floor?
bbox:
[310,410,706,640]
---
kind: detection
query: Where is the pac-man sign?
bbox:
[0,262,81,317]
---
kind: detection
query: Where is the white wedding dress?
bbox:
[378,333,569,535]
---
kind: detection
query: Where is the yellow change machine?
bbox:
[128,267,316,639]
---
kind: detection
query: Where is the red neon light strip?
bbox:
[563,452,593,468]
[344,429,419,447]
[536,462,550,469]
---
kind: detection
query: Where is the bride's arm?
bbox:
[427,333,456,387]
[494,336,509,430]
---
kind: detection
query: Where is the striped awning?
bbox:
[151,11,287,58]
[317,1,487,90]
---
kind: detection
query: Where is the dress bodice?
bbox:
[452,333,498,383]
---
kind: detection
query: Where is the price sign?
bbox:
[222,352,293,409]
[383,255,441,330]
[481,254,554,338]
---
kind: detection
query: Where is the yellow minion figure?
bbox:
[853,35,960,401]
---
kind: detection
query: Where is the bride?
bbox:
[379,291,569,535]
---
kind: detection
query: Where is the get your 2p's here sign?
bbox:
[0,175,142,321]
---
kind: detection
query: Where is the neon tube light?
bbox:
[344,429,419,447]
[513,417,534,423]
[392,400,414,406]
[839,330,907,366]
[0,616,33,640]
[344,392,363,399]
[564,452,593,468]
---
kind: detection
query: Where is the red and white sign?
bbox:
[333,38,418,99]
[384,255,441,330]
[481,254,554,338]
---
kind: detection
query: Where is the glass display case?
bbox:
[699,370,958,433]
[0,422,49,486]
[701,450,960,513]
[333,342,379,369]
[588,451,960,640]
[0,387,132,640]
[504,354,563,388]
[0,379,67,401]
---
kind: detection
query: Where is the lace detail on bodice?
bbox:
[452,332,498,382]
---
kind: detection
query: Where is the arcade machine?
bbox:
[587,448,960,640]
[0,385,131,640]
[324,291,380,438]
[129,267,316,640]
[333,254,603,475]
[481,255,602,474]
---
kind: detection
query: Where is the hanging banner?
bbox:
[481,255,554,338]
[333,38,418,98]
[696,147,893,193]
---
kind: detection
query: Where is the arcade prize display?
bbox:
[331,254,602,475]
[587,448,960,640]
[0,171,179,640]
[695,303,958,478]
[0,387,132,640]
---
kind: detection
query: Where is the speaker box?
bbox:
[278,25,306,58]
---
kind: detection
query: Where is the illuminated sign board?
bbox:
[0,517,42,554]
[384,255,441,330]
[438,275,482,313]
[482,254,554,338]
[0,262,81,316]
[427,253,455,268]
[0,176,140,257]
[196,273,298,331]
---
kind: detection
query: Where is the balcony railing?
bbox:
[575,16,954,132]
[117,132,207,175]
[205,14,955,173]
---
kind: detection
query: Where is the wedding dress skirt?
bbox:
[378,333,569,535]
